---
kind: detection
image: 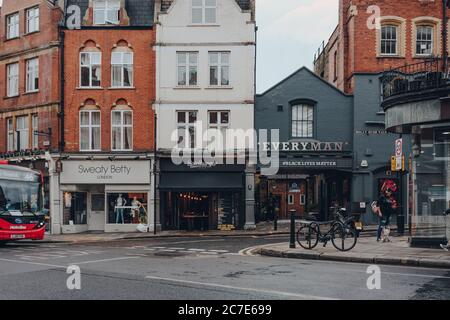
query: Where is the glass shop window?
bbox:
[107,193,148,224]
[63,192,87,225]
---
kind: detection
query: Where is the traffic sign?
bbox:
[395,138,403,157]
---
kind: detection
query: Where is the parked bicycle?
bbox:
[297,213,358,252]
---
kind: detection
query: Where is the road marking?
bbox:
[145,276,337,300]
[208,250,229,253]
[168,248,185,250]
[0,258,66,269]
[75,257,141,265]
[188,249,206,252]
[160,250,176,252]
[199,251,219,255]
[382,271,450,280]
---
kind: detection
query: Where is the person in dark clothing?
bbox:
[376,188,395,242]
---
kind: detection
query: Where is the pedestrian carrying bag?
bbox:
[371,201,380,215]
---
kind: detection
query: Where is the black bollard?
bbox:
[290,209,296,249]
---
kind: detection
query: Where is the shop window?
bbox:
[91,194,105,211]
[63,192,87,225]
[434,127,450,160]
[107,193,148,225]
[292,105,313,138]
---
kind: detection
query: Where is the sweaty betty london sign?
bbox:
[60,161,150,184]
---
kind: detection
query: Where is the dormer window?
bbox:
[192,0,216,24]
[93,0,120,25]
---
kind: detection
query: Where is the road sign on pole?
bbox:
[395,138,403,171]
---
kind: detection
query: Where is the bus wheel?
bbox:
[0,241,8,246]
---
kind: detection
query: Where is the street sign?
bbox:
[395,138,403,171]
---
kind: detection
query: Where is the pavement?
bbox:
[256,235,450,269]
[1,235,449,300]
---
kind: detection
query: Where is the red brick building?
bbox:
[0,0,62,156]
[51,0,156,234]
[315,0,445,93]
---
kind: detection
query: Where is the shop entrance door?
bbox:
[89,194,105,231]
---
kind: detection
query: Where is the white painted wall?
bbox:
[155,0,256,151]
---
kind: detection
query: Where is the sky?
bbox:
[0,0,339,93]
[256,0,339,93]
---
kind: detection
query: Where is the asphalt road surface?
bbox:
[0,235,449,300]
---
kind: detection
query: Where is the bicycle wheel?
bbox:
[331,223,357,252]
[297,224,319,250]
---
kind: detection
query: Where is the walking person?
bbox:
[440,209,450,251]
[375,188,395,242]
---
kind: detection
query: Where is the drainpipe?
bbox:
[443,0,448,73]
[58,25,66,152]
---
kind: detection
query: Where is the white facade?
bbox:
[155,0,256,150]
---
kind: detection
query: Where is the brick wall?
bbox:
[63,28,156,153]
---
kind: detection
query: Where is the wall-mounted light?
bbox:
[360,160,369,168]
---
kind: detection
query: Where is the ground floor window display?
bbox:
[412,125,450,238]
[162,191,242,231]
[63,192,87,225]
[107,193,148,224]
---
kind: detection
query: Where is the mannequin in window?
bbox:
[115,194,126,224]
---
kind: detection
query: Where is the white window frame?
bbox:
[177,52,198,87]
[16,116,29,151]
[288,194,295,205]
[93,0,120,25]
[111,109,133,151]
[32,114,39,149]
[292,105,314,139]
[177,111,198,149]
[7,118,15,152]
[79,110,101,151]
[380,25,398,56]
[191,0,217,24]
[7,63,19,97]
[416,25,433,56]
[26,58,39,93]
[209,52,230,86]
[80,52,102,88]
[6,13,19,39]
[208,111,230,149]
[111,52,134,88]
[26,6,40,34]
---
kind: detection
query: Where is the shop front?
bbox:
[159,160,245,231]
[59,160,151,233]
[258,156,353,221]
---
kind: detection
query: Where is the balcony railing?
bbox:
[381,58,450,100]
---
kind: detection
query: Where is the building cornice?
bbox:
[0,41,60,61]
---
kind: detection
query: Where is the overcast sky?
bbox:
[0,0,339,93]
[256,0,339,93]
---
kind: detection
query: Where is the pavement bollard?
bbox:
[290,209,296,249]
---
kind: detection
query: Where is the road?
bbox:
[0,235,449,300]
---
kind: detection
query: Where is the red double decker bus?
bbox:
[0,164,46,243]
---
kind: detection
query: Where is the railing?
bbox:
[381,58,450,100]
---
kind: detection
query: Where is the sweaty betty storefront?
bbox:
[58,160,151,233]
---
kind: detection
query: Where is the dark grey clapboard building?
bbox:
[255,67,408,224]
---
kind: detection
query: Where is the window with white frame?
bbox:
[292,105,314,138]
[111,51,133,87]
[26,6,40,34]
[6,13,19,39]
[208,111,229,148]
[16,116,29,151]
[26,58,39,92]
[32,114,39,149]
[80,52,101,87]
[288,194,294,205]
[416,25,433,56]
[80,110,101,151]
[7,118,14,152]
[177,52,198,86]
[177,111,197,149]
[192,0,216,24]
[209,52,230,86]
[381,25,398,55]
[7,63,19,97]
[93,0,120,25]
[111,109,133,151]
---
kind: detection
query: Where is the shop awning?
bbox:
[159,172,244,191]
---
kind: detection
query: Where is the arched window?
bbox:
[111,104,133,151]
[111,45,133,88]
[80,101,101,151]
[80,42,101,88]
[292,105,314,138]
